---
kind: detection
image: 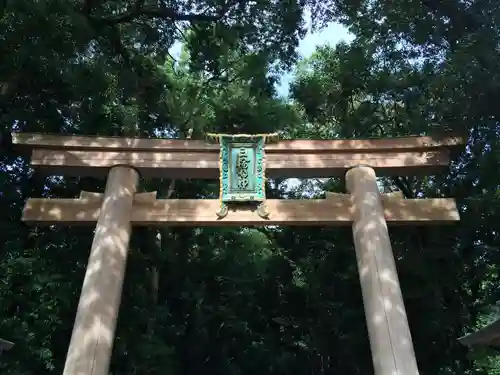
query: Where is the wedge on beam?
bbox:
[22,197,460,227]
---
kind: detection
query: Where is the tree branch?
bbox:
[96,4,219,25]
[81,0,105,16]
[393,176,414,198]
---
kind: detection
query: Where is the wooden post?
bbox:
[345,166,419,375]
[62,166,139,375]
[0,338,14,355]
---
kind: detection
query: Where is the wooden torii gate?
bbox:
[459,316,500,350]
[13,132,463,375]
[0,338,14,356]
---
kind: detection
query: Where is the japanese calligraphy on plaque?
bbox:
[206,132,278,219]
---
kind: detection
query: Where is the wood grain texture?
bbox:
[22,198,460,226]
[12,132,465,152]
[79,190,157,202]
[12,132,465,177]
[29,148,452,178]
[62,166,139,375]
[346,166,419,375]
[326,191,404,200]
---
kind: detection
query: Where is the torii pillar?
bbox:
[62,165,139,375]
[346,165,420,375]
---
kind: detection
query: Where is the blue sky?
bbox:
[169,12,353,98]
[276,14,353,97]
[166,17,353,190]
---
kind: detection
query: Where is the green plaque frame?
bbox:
[207,133,278,219]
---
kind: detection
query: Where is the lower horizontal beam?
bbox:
[22,198,460,226]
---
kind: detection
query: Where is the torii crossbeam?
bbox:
[12,132,464,375]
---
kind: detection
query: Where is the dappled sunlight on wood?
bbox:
[14,132,464,178]
[347,165,420,375]
[11,132,220,151]
[12,132,464,152]
[62,166,138,375]
[23,197,460,226]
